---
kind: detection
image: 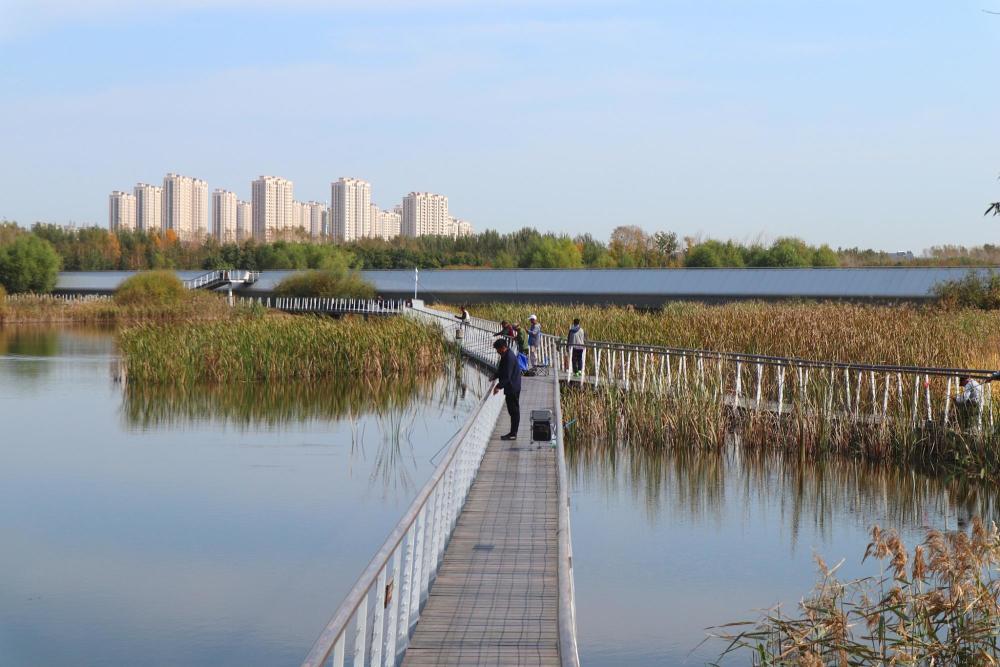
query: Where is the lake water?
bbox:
[2,327,996,666]
[0,327,487,666]
[569,444,998,665]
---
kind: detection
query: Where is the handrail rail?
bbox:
[301,382,502,667]
[541,333,997,379]
[553,369,581,666]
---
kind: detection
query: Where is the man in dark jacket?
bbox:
[492,338,522,440]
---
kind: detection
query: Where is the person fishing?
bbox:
[454,304,470,340]
[492,338,522,440]
[953,375,984,427]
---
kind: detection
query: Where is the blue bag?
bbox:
[518,352,530,371]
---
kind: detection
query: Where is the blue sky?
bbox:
[1,0,998,250]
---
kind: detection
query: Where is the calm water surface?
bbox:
[0,327,487,666]
[568,443,998,666]
[5,327,998,666]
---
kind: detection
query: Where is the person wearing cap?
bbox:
[527,314,542,367]
[492,338,522,440]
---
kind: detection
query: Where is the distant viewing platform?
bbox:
[54,267,997,305]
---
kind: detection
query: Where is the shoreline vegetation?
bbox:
[713,519,1000,665]
[118,315,448,384]
[468,302,1000,480]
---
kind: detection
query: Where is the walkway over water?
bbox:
[403,376,562,666]
[301,304,578,667]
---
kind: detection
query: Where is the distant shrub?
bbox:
[274,270,375,299]
[933,271,1000,309]
[115,271,188,307]
[0,235,61,293]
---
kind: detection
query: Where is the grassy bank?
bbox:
[118,314,448,384]
[469,302,1000,369]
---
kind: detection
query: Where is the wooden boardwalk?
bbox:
[402,376,561,667]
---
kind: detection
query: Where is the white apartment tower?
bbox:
[163,173,208,242]
[236,200,252,242]
[212,189,238,243]
[251,176,294,241]
[447,217,473,238]
[374,207,402,240]
[304,201,326,239]
[109,191,136,232]
[133,182,163,233]
[402,192,450,237]
[331,177,371,242]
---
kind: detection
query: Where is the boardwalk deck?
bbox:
[402,376,561,667]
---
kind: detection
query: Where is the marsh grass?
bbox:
[1,291,232,324]
[470,302,1000,370]
[118,314,448,384]
[712,518,1000,665]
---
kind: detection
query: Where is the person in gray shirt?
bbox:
[567,318,585,376]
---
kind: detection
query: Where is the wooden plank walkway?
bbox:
[402,376,561,667]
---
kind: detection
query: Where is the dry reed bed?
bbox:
[118,315,448,384]
[1,292,233,324]
[471,302,1000,369]
[714,519,1000,664]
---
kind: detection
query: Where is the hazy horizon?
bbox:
[2,0,999,251]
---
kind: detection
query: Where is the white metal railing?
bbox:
[301,389,503,667]
[238,296,406,315]
[543,334,997,435]
[182,269,260,290]
[6,292,114,303]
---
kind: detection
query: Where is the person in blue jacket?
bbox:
[492,338,522,440]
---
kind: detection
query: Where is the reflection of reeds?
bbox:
[122,373,439,429]
[118,315,448,384]
[713,518,1000,664]
[567,440,1000,534]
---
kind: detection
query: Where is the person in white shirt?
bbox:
[954,376,983,426]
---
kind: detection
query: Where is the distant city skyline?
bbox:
[107,172,473,242]
[2,2,1000,250]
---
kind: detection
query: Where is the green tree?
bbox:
[812,244,839,267]
[685,244,723,267]
[521,236,583,268]
[0,235,61,293]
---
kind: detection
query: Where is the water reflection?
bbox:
[0,328,489,667]
[567,441,1000,666]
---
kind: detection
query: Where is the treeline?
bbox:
[4,221,1000,276]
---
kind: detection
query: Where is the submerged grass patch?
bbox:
[118,314,448,384]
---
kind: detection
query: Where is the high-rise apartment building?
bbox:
[402,192,450,237]
[447,217,473,238]
[109,191,136,232]
[303,201,326,239]
[163,173,208,242]
[251,175,294,241]
[133,182,163,233]
[236,200,252,242]
[371,207,401,240]
[212,189,238,243]
[331,177,371,242]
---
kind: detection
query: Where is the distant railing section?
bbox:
[301,389,504,667]
[182,269,260,290]
[237,296,406,316]
[5,293,113,303]
[547,335,997,434]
